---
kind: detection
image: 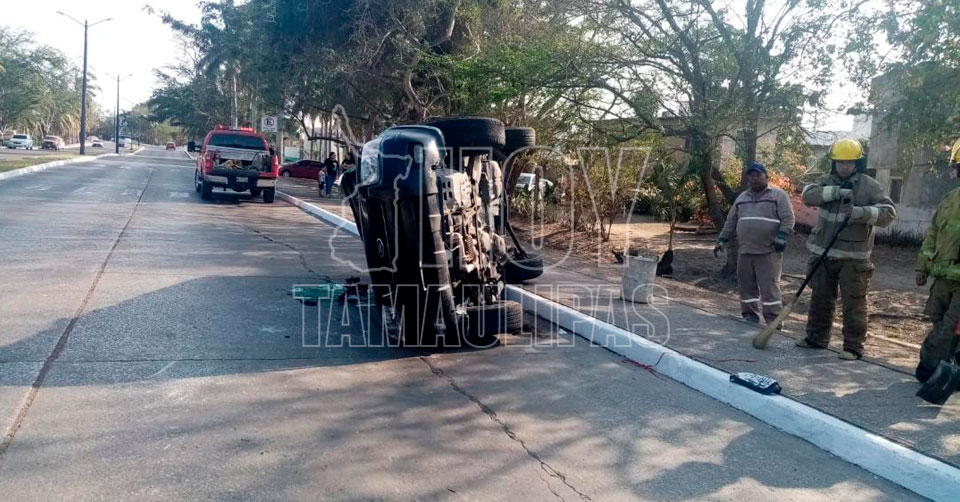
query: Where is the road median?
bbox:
[0,153,118,182]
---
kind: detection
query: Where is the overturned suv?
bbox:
[341,117,541,347]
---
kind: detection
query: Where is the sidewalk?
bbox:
[277,177,960,470]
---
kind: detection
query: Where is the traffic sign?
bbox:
[261,116,278,133]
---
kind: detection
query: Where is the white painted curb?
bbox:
[505,286,960,502]
[0,153,118,182]
[279,191,960,501]
[277,191,359,236]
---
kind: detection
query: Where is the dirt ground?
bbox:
[511,213,929,347]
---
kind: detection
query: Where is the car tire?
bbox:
[262,188,276,203]
[503,253,544,283]
[200,175,213,200]
[462,300,523,346]
[504,127,536,154]
[250,188,262,197]
[282,171,291,177]
[194,171,202,193]
[424,116,506,149]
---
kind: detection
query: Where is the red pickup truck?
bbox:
[194,125,279,202]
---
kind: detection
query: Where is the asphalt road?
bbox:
[0,146,925,501]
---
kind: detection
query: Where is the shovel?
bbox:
[916,317,960,405]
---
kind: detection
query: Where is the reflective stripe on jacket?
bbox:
[801,172,896,260]
[916,187,960,280]
[718,186,795,255]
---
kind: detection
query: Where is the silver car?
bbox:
[7,134,33,150]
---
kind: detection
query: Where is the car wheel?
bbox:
[462,300,523,347]
[200,175,213,200]
[281,171,291,177]
[262,188,276,203]
[504,127,536,154]
[503,253,544,283]
[194,171,202,193]
[423,116,506,149]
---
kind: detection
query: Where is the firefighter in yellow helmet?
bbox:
[915,138,960,382]
[797,138,897,359]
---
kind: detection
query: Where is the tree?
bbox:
[849,0,960,150]
[570,0,855,272]
[0,26,95,140]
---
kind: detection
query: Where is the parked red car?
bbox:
[166,141,177,151]
[279,159,325,180]
[194,125,279,202]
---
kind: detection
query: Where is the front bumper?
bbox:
[204,169,277,191]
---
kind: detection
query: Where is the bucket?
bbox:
[621,253,658,303]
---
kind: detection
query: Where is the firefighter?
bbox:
[715,162,796,325]
[796,138,897,360]
[914,138,960,382]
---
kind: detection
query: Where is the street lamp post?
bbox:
[57,12,111,155]
[110,73,134,154]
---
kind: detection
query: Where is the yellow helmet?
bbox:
[830,138,864,161]
[952,138,960,166]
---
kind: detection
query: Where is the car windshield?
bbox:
[207,133,265,150]
[13,135,28,139]
[43,136,57,141]
[517,173,534,184]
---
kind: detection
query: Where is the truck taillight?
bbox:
[272,155,279,172]
[203,154,214,172]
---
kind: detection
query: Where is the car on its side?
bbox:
[279,159,325,180]
[194,125,279,203]
[7,134,33,149]
[166,141,177,151]
[41,136,65,150]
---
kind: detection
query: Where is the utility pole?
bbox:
[111,73,133,154]
[57,12,111,155]
[115,74,120,154]
[80,19,88,155]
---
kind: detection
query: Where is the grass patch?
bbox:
[0,155,79,173]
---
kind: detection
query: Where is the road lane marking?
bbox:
[169,191,190,198]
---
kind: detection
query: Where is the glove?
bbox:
[773,231,788,253]
[822,186,854,203]
[838,188,854,204]
[714,239,727,257]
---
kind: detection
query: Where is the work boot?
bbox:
[742,313,761,325]
[796,338,826,349]
[915,362,935,383]
[838,350,862,361]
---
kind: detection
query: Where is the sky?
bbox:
[6,1,203,113]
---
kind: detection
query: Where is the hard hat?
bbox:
[952,138,960,165]
[830,138,864,161]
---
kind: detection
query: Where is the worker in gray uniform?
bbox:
[716,162,796,325]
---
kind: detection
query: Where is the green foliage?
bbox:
[849,0,960,150]
[0,26,99,140]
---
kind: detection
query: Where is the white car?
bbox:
[515,172,554,194]
[7,134,33,149]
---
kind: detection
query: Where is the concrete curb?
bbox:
[277,191,359,236]
[278,191,960,501]
[0,153,118,182]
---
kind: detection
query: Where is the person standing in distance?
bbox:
[715,162,796,326]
